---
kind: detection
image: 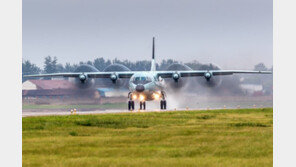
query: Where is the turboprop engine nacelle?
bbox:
[101,64,131,88]
[204,72,212,81]
[166,63,192,90]
[110,74,118,83]
[72,64,99,89]
[79,74,87,83]
[197,64,222,87]
[172,73,180,82]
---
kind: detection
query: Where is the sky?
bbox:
[23,0,273,69]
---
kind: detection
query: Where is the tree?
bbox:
[158,59,179,70]
[56,63,65,72]
[43,56,60,80]
[93,57,111,71]
[22,60,41,82]
[64,63,78,72]
[254,63,268,71]
[44,56,58,74]
[86,61,93,66]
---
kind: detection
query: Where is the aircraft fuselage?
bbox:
[128,71,165,101]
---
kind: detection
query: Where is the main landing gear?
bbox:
[127,91,167,110]
[128,100,135,111]
[160,100,167,110]
[128,92,135,110]
[160,91,167,110]
[140,101,146,110]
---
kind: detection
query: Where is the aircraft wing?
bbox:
[24,71,136,78]
[24,73,81,78]
[24,70,272,79]
[156,70,272,78]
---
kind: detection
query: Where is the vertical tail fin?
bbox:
[152,37,155,59]
[151,37,156,71]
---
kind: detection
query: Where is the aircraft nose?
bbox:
[135,84,145,92]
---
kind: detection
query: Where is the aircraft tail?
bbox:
[151,37,156,71]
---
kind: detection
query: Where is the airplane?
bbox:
[25,37,272,110]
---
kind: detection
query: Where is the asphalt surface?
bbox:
[22,106,265,117]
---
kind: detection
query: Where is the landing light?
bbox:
[139,94,145,101]
[132,94,137,100]
[153,93,160,100]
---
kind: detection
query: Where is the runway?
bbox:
[22,107,265,117]
[22,109,125,117]
[22,108,194,117]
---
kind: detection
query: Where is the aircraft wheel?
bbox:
[140,102,142,110]
[128,100,135,110]
[160,100,167,110]
[128,101,131,110]
[143,101,146,110]
[163,100,167,110]
[131,101,135,110]
[140,101,146,110]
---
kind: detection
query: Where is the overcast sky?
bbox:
[23,0,272,69]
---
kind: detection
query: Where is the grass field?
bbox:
[23,108,273,167]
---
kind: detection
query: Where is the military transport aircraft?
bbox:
[25,37,272,110]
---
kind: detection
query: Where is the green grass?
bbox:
[22,103,126,110]
[23,108,273,167]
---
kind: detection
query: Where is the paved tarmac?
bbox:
[22,106,267,117]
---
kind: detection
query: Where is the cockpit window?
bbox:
[133,76,152,84]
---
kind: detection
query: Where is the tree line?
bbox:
[22,56,220,80]
[22,56,273,95]
[23,56,272,74]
